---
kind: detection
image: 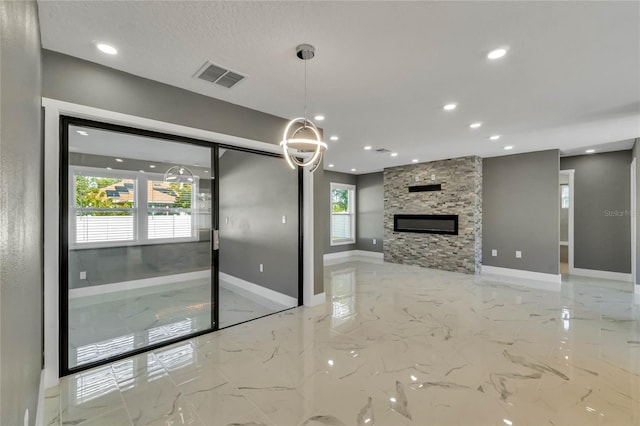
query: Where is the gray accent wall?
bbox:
[42,50,324,295]
[483,150,560,275]
[42,50,287,145]
[324,171,358,254]
[561,150,632,274]
[0,0,43,424]
[219,150,299,298]
[356,172,384,253]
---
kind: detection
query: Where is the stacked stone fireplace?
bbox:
[384,156,482,274]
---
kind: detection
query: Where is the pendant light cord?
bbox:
[304,57,308,127]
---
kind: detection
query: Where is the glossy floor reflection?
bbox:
[69,279,288,367]
[48,258,640,425]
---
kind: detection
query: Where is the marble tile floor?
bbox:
[47,258,640,425]
[68,279,289,368]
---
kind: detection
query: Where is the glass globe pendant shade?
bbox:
[164,165,195,183]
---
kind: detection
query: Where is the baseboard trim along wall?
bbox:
[309,292,327,307]
[481,265,562,284]
[570,267,632,282]
[219,272,298,308]
[323,250,384,261]
[69,270,210,299]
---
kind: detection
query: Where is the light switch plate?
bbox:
[259,263,264,272]
[373,238,377,245]
[282,215,287,224]
[80,271,87,280]
[516,251,522,258]
[491,249,497,257]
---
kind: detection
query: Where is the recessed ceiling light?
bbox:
[139,170,145,173]
[115,158,123,162]
[412,159,419,163]
[489,135,501,141]
[76,130,89,136]
[443,103,457,111]
[364,145,372,150]
[149,164,156,169]
[469,122,482,129]
[504,145,514,150]
[106,167,112,170]
[488,48,507,60]
[586,149,596,154]
[330,136,339,141]
[328,164,334,168]
[351,168,356,172]
[390,152,398,157]
[96,43,118,55]
[314,115,325,121]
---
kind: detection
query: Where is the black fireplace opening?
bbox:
[393,214,458,235]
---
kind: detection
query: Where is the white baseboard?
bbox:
[570,267,632,282]
[219,272,297,308]
[35,369,45,426]
[482,265,562,284]
[323,250,383,261]
[69,270,210,299]
[305,291,326,307]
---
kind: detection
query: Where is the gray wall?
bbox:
[324,171,358,254]
[356,172,384,253]
[42,50,324,295]
[0,1,43,424]
[483,150,560,275]
[219,150,299,298]
[42,50,286,145]
[69,243,210,289]
[561,150,632,274]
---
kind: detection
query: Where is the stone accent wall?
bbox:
[384,156,482,274]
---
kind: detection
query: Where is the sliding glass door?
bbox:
[218,148,301,328]
[61,117,218,374]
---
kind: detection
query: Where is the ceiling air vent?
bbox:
[194,61,246,89]
[375,148,391,153]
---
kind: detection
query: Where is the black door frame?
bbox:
[58,116,303,376]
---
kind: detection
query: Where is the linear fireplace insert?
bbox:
[393,214,458,235]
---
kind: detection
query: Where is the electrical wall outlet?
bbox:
[259,263,264,272]
[282,215,287,224]
[373,238,377,245]
[431,174,436,181]
[515,251,522,258]
[80,271,87,280]
[491,249,497,257]
[415,176,420,182]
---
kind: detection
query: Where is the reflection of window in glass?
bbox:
[148,180,194,239]
[561,185,569,208]
[71,167,198,246]
[74,174,136,244]
[330,183,356,245]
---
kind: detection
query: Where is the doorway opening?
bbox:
[559,170,574,276]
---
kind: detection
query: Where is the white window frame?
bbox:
[70,166,199,249]
[330,182,356,246]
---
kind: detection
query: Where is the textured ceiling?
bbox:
[39,1,640,174]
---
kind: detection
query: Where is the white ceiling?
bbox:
[39,1,640,174]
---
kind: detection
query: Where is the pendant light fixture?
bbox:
[164,165,195,183]
[280,44,327,173]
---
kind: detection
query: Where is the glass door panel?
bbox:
[218,148,299,327]
[64,120,216,372]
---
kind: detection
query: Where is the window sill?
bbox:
[330,239,356,246]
